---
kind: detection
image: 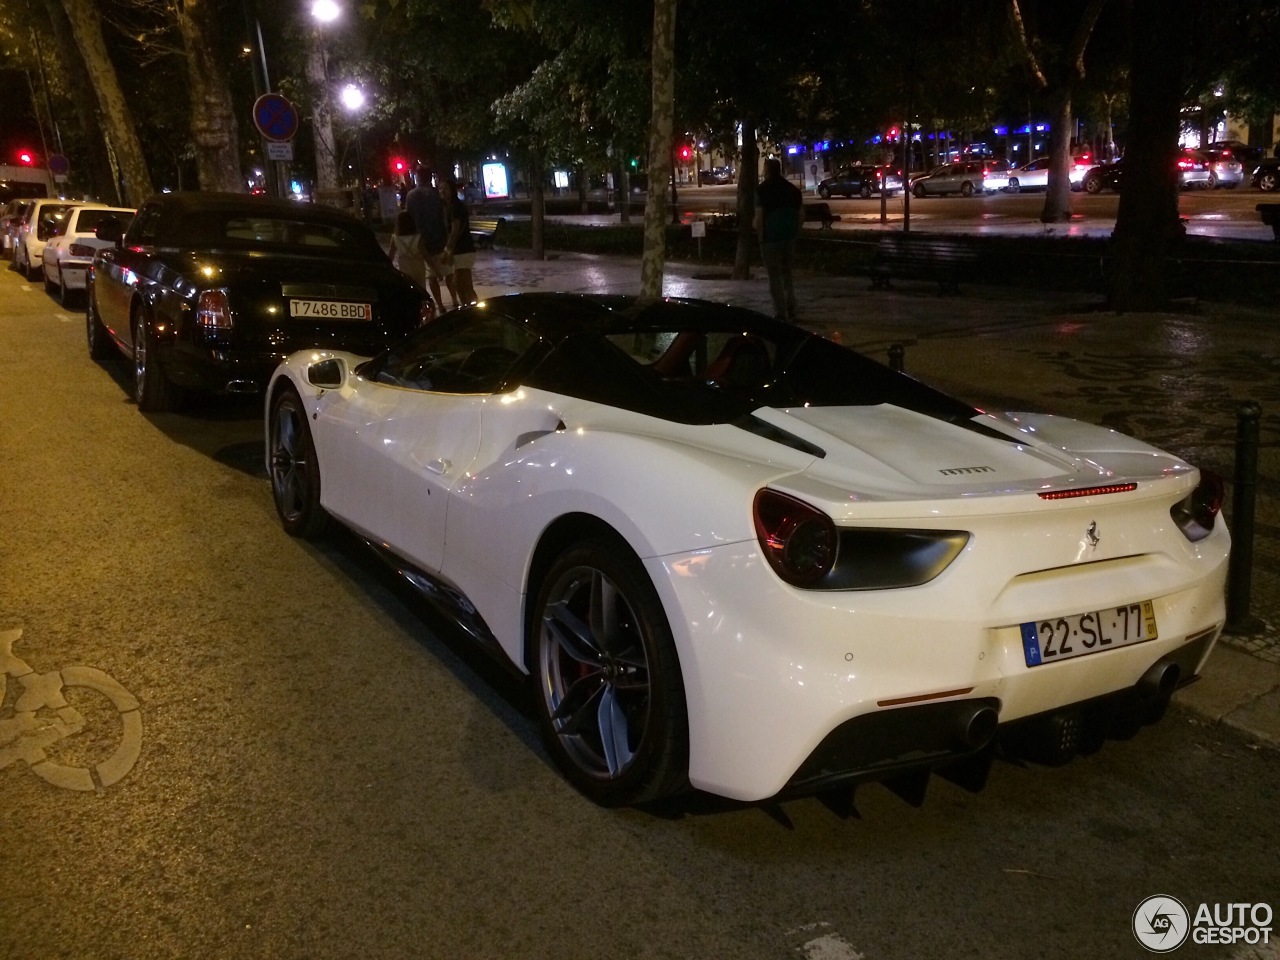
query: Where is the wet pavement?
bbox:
[466,240,1280,746]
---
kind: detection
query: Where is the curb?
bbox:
[1174,644,1280,748]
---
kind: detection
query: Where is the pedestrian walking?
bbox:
[441,174,478,306]
[390,210,426,290]
[406,165,459,310]
[754,157,803,322]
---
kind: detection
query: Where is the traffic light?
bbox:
[678,145,692,162]
[390,157,407,176]
[16,149,36,165]
[629,156,639,170]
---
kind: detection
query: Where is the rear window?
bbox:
[158,210,382,258]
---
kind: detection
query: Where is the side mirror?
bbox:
[95,216,125,245]
[306,357,346,389]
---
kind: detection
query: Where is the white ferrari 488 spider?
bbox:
[265,294,1229,806]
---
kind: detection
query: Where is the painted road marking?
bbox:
[0,627,142,791]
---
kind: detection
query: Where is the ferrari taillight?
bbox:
[753,489,837,586]
[196,289,233,334]
[1171,470,1224,542]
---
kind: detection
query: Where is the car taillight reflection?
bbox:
[419,297,437,325]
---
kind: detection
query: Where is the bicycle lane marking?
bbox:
[0,627,143,792]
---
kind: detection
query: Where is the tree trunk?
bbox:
[576,162,588,214]
[1107,0,1189,310]
[732,120,758,280]
[531,146,546,261]
[307,40,338,195]
[43,0,115,202]
[618,167,632,223]
[640,0,676,299]
[1040,91,1074,222]
[60,0,153,205]
[175,0,243,193]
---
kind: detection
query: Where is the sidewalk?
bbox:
[467,243,1280,749]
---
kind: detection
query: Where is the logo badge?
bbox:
[1085,520,1101,549]
[1133,895,1190,952]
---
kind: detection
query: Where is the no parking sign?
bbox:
[253,94,299,143]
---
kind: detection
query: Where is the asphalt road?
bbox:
[2,263,1278,960]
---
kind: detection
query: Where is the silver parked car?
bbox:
[1201,149,1244,189]
[910,161,990,198]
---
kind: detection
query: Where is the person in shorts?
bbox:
[441,174,478,305]
[406,166,458,310]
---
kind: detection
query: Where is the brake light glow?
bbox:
[196,289,233,333]
[1038,483,1137,500]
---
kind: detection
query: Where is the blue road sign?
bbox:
[253,94,299,143]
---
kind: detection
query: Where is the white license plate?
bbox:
[1021,601,1158,667]
[288,299,371,320]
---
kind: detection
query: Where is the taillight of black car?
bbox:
[196,289,233,335]
[1171,470,1224,542]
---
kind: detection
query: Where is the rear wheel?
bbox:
[818,185,831,200]
[44,269,55,295]
[530,537,688,806]
[132,313,175,412]
[913,183,927,198]
[1084,175,1103,194]
[960,181,974,197]
[1259,171,1278,192]
[859,184,872,199]
[1008,177,1021,193]
[268,384,330,538]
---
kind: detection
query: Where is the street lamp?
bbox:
[340,83,367,216]
[311,0,340,24]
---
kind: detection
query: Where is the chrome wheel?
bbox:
[132,314,173,412]
[268,386,328,538]
[533,539,687,805]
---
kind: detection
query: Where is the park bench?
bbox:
[869,234,975,294]
[1257,203,1280,241]
[469,216,506,248]
[803,202,840,229]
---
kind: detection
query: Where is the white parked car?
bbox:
[40,203,134,305]
[12,197,73,279]
[1005,155,1095,192]
[265,294,1229,806]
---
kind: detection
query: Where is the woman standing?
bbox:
[440,174,478,305]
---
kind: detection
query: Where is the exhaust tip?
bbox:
[954,704,999,750]
[1138,660,1180,702]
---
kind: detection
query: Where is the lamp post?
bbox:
[340,82,366,218]
[308,0,341,200]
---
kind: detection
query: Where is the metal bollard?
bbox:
[888,343,905,372]
[1224,401,1264,635]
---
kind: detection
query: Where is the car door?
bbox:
[94,202,162,345]
[314,307,539,573]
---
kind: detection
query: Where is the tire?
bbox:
[1008,177,1021,193]
[960,181,974,197]
[1207,173,1218,189]
[268,384,330,539]
[859,184,872,199]
[913,183,927,199]
[1084,175,1103,194]
[132,312,175,412]
[44,270,55,295]
[530,537,689,806]
[58,269,72,306]
[818,185,831,200]
[1259,171,1278,192]
[86,290,110,361]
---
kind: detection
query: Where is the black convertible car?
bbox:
[86,191,435,412]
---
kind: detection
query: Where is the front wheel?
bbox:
[86,291,110,361]
[530,537,688,806]
[913,183,927,199]
[1008,177,1021,193]
[859,184,872,199]
[1084,176,1103,194]
[268,384,330,538]
[818,185,831,200]
[1259,171,1278,192]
